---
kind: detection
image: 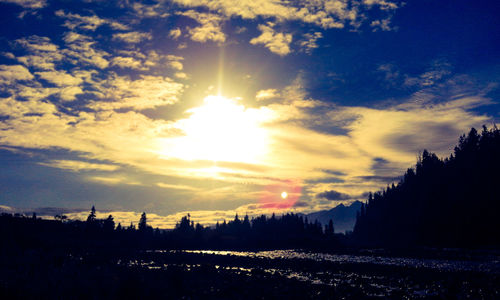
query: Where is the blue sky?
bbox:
[0,0,499,227]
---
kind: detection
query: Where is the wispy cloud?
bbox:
[181,10,226,44]
[172,0,397,30]
[112,31,152,43]
[0,0,46,9]
[62,32,109,69]
[110,56,146,70]
[250,24,292,56]
[299,32,323,54]
[39,160,119,172]
[316,189,352,201]
[89,74,184,110]
[156,182,200,191]
[168,28,182,39]
[256,89,279,101]
[88,176,142,186]
[370,18,393,31]
[55,10,129,31]
[131,2,169,18]
[0,64,34,84]
[363,0,399,11]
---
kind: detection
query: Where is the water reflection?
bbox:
[131,249,499,298]
[173,249,500,273]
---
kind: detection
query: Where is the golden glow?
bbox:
[163,95,269,164]
[281,191,288,199]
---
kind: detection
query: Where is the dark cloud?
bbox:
[363,157,404,184]
[383,122,463,155]
[320,169,346,176]
[357,175,401,183]
[31,207,89,216]
[360,191,371,199]
[0,205,87,217]
[293,201,309,208]
[316,190,351,201]
[306,176,344,184]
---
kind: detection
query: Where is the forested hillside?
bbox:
[353,126,500,247]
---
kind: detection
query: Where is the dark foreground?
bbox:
[1,248,499,299]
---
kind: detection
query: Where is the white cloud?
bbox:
[299,32,323,54]
[87,176,141,186]
[112,32,152,43]
[256,89,279,101]
[0,96,57,118]
[363,0,399,10]
[173,0,295,21]
[181,10,226,43]
[370,18,393,31]
[175,72,189,79]
[89,74,184,110]
[333,96,491,164]
[39,160,119,172]
[58,86,84,101]
[250,24,292,56]
[55,10,104,31]
[172,0,396,30]
[167,60,183,71]
[0,0,46,9]
[17,55,55,70]
[35,70,83,86]
[0,65,34,84]
[156,182,200,191]
[16,36,58,52]
[132,2,169,18]
[2,52,15,60]
[404,62,452,88]
[55,10,130,31]
[62,32,109,69]
[111,56,146,70]
[15,36,63,70]
[169,28,182,39]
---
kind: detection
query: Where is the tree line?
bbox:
[0,206,337,251]
[353,126,500,247]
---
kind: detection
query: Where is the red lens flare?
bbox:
[258,179,302,210]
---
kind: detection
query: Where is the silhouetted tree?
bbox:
[325,219,334,236]
[86,206,96,223]
[103,215,115,232]
[139,212,147,232]
[353,126,500,247]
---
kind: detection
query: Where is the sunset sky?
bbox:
[0,0,499,228]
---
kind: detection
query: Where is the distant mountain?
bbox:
[306,201,362,233]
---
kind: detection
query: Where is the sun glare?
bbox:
[163,95,269,164]
[281,191,288,199]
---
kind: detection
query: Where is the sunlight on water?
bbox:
[180,249,499,273]
[131,249,499,298]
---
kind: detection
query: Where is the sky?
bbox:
[0,0,499,228]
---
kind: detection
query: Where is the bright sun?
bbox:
[281,191,288,199]
[163,95,269,164]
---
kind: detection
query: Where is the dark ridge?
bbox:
[353,126,500,248]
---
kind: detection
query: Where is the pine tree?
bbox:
[103,215,115,232]
[86,206,96,223]
[139,212,147,231]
